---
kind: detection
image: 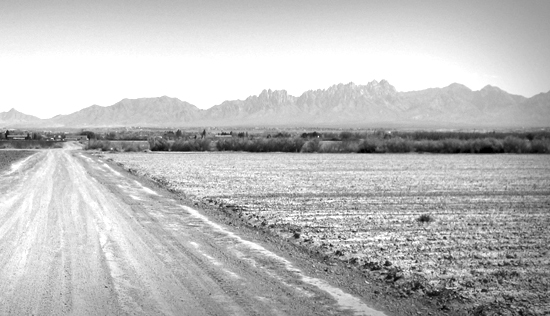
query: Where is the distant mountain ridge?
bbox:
[46,96,202,127]
[0,108,40,126]
[1,80,549,129]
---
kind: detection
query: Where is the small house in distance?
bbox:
[6,134,29,140]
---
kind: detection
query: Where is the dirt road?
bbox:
[0,147,387,316]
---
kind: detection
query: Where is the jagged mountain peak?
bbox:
[327,82,356,91]
[258,89,288,97]
[248,89,291,105]
[324,80,397,95]
[366,79,397,95]
[2,81,548,128]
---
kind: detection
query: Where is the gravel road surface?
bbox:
[0,147,387,316]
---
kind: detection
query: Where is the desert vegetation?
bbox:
[0,140,64,149]
[132,130,550,154]
[105,152,550,315]
[86,140,150,152]
[79,128,550,154]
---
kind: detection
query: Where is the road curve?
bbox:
[0,148,387,316]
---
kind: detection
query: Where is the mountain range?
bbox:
[1,80,549,129]
[0,108,41,126]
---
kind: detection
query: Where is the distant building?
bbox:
[6,135,28,140]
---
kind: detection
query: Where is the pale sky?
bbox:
[1,0,549,119]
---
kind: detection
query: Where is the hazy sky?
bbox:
[1,0,549,118]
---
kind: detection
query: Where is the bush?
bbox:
[319,140,360,153]
[469,138,503,153]
[358,138,383,153]
[115,133,550,154]
[503,136,531,153]
[339,131,354,140]
[417,214,434,223]
[171,139,211,151]
[87,140,149,152]
[339,141,361,152]
[267,138,304,152]
[216,137,305,152]
[441,138,465,153]
[148,137,170,151]
[385,137,413,153]
[413,140,444,153]
[0,140,63,149]
[301,138,322,153]
[121,142,147,152]
[87,140,113,151]
[273,132,291,138]
[530,139,550,153]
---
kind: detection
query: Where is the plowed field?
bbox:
[106,152,550,315]
[0,150,36,172]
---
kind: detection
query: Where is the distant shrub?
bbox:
[0,140,63,149]
[413,140,444,153]
[171,139,212,151]
[301,138,322,153]
[318,141,339,153]
[403,130,550,141]
[217,138,259,152]
[530,139,550,153]
[130,132,550,154]
[340,141,361,152]
[215,138,246,151]
[87,140,149,152]
[441,138,465,153]
[385,137,413,153]
[273,132,292,138]
[503,136,531,153]
[318,140,360,153]
[469,138,504,154]
[121,142,147,152]
[148,137,170,151]
[266,138,305,152]
[301,131,321,139]
[171,140,196,151]
[358,138,383,153]
[417,214,435,223]
[216,137,304,152]
[339,131,355,140]
[87,140,112,151]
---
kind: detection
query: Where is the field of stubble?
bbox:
[0,150,36,172]
[106,152,550,314]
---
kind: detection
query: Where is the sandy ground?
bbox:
[0,146,391,316]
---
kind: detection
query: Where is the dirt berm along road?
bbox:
[0,147,388,316]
